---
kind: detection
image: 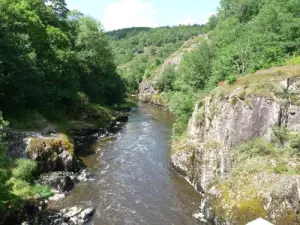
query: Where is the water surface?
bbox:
[57,102,202,225]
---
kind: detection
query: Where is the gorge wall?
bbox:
[171,66,300,225]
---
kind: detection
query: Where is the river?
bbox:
[55,102,202,225]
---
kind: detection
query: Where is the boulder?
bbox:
[48,193,66,201]
[116,115,129,123]
[38,172,75,192]
[42,126,59,135]
[77,170,93,182]
[26,134,79,173]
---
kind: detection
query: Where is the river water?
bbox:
[56,102,202,225]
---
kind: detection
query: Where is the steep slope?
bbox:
[171,65,300,224]
[138,34,205,106]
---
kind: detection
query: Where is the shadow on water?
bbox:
[52,102,202,225]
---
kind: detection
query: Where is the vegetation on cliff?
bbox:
[122,0,300,137]
[108,25,205,92]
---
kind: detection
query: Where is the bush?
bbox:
[226,75,237,85]
[8,178,32,198]
[31,184,53,198]
[233,138,276,157]
[12,159,37,182]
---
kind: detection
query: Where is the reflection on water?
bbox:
[54,102,202,225]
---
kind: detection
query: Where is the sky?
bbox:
[65,0,220,31]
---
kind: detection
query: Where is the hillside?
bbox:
[108,25,205,92]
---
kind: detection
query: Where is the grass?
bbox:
[285,55,300,65]
[211,180,268,224]
[8,178,53,199]
[211,64,300,101]
[231,137,300,176]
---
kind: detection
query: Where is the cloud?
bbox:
[103,0,158,31]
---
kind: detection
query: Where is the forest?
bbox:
[112,0,300,136]
[0,0,125,211]
[108,25,205,92]
[1,0,300,219]
[0,0,125,119]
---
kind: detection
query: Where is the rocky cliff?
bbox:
[171,65,300,225]
[138,34,205,106]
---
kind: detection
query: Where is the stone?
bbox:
[192,212,207,223]
[38,172,75,192]
[77,170,93,182]
[49,193,66,201]
[246,218,274,225]
[116,115,129,123]
[42,126,59,135]
[26,134,78,173]
[63,206,82,219]
[78,208,95,223]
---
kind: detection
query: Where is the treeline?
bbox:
[0,0,124,119]
[154,0,300,135]
[108,25,205,92]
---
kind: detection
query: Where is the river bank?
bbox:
[3,102,204,225]
[45,102,202,225]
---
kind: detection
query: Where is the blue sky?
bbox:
[66,0,220,31]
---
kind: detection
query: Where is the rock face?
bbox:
[6,130,41,159]
[26,134,79,173]
[171,74,300,224]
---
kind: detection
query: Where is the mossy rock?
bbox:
[26,134,78,173]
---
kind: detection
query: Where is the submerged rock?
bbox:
[77,170,93,182]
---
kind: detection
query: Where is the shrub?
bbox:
[226,75,237,85]
[31,184,53,198]
[289,133,300,150]
[8,178,32,198]
[12,159,37,182]
[233,138,276,157]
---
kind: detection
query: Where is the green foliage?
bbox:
[31,184,53,198]
[175,39,214,92]
[12,159,37,182]
[231,137,300,176]
[226,75,237,85]
[108,25,204,65]
[0,0,125,119]
[156,67,176,92]
[110,25,205,92]
[163,91,196,137]
[286,55,300,65]
[0,113,10,185]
